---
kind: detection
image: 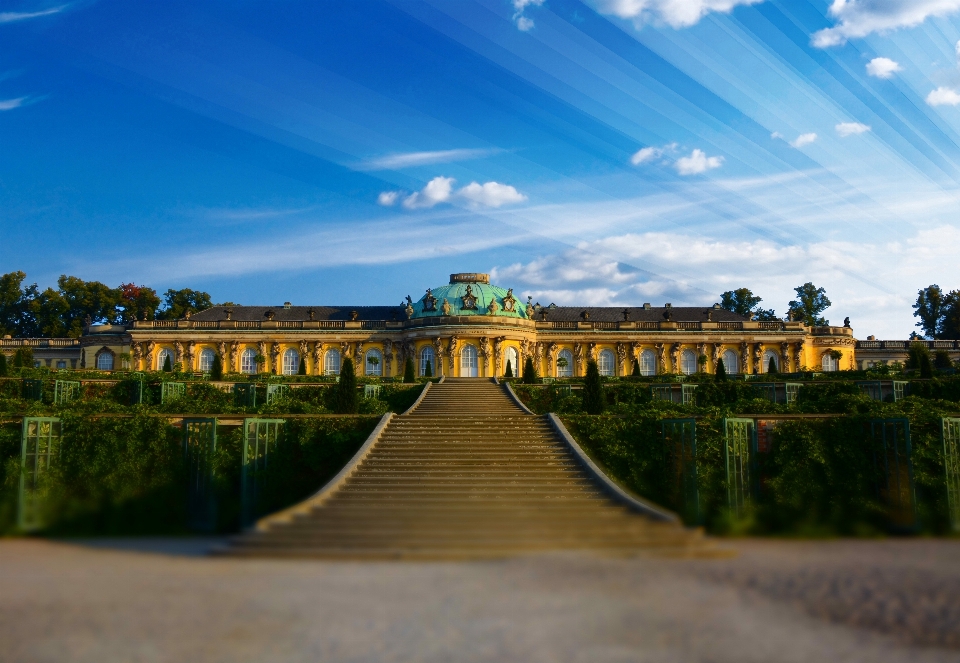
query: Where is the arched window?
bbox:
[721,350,739,374]
[597,349,615,376]
[96,352,114,371]
[420,346,435,376]
[556,349,573,378]
[199,349,215,372]
[157,348,174,371]
[240,349,257,374]
[762,350,779,373]
[504,347,519,376]
[461,344,478,377]
[324,349,341,376]
[365,349,383,376]
[822,352,838,372]
[637,349,655,376]
[680,349,697,375]
[282,349,300,375]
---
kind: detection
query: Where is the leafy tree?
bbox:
[13,346,34,368]
[334,358,359,414]
[913,285,944,338]
[0,353,6,376]
[523,357,537,384]
[56,275,123,336]
[582,360,604,414]
[935,350,952,370]
[631,358,640,376]
[720,287,777,320]
[117,283,161,322]
[0,271,39,336]
[158,288,212,320]
[162,354,173,372]
[908,342,933,379]
[715,355,727,382]
[504,360,513,378]
[424,360,433,378]
[941,290,960,340]
[211,354,223,380]
[788,282,831,326]
[403,357,415,383]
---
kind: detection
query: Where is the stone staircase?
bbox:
[223,378,714,559]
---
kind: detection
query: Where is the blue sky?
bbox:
[3,0,960,337]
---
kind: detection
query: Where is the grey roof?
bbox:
[190,304,748,323]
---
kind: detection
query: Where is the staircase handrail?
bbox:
[253,412,394,532]
[547,413,680,524]
[401,378,439,416]
[502,381,535,415]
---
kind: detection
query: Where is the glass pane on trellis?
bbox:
[942,418,960,532]
[681,384,698,405]
[651,385,673,402]
[161,382,186,403]
[21,379,43,401]
[121,378,144,405]
[363,384,382,399]
[233,383,257,407]
[265,384,289,404]
[241,418,285,527]
[19,417,61,531]
[893,382,907,402]
[53,380,81,405]
[724,418,755,517]
[785,383,801,404]
[869,418,916,531]
[857,381,883,401]
[183,418,217,532]
[661,418,699,524]
[753,383,776,402]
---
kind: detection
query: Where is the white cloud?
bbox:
[516,16,535,30]
[770,131,783,139]
[588,0,765,29]
[359,148,501,170]
[835,122,871,137]
[0,5,66,23]
[458,181,527,208]
[0,97,27,111]
[513,0,544,31]
[956,39,960,66]
[674,149,723,175]
[790,133,818,148]
[926,86,960,106]
[402,176,455,209]
[630,147,660,165]
[866,57,902,79]
[377,191,399,207]
[813,0,960,48]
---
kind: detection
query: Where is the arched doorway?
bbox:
[460,344,478,377]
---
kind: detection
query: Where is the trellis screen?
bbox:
[183,418,217,532]
[21,379,43,401]
[241,419,285,527]
[869,418,916,531]
[233,383,257,407]
[265,384,289,404]
[19,417,61,530]
[661,418,699,523]
[53,380,81,405]
[364,384,382,399]
[943,418,960,532]
[724,418,756,517]
[161,382,186,404]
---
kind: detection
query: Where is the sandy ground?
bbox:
[1,538,959,663]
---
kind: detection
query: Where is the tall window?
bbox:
[504,347,519,376]
[680,349,697,375]
[822,352,838,372]
[365,349,383,376]
[157,349,173,371]
[199,349,215,372]
[557,349,573,378]
[461,344,478,377]
[639,349,656,376]
[56,360,67,370]
[282,349,300,375]
[324,349,341,375]
[721,350,738,374]
[762,350,779,373]
[96,352,114,371]
[597,349,615,376]
[240,349,257,374]
[420,346,435,376]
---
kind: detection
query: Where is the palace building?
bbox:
[30,272,874,378]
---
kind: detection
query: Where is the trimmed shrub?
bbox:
[523,357,537,384]
[211,354,223,381]
[582,360,604,414]
[334,358,359,414]
[403,358,415,383]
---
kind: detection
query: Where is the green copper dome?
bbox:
[408,273,530,319]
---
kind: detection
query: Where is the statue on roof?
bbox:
[423,288,437,312]
[441,298,451,316]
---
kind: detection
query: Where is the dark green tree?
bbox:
[582,359,604,414]
[117,283,161,322]
[0,352,6,376]
[935,350,952,370]
[504,360,513,378]
[768,356,778,374]
[424,360,433,378]
[788,282,831,326]
[13,346,34,368]
[0,271,40,336]
[631,358,640,376]
[403,357,415,383]
[941,290,960,339]
[210,353,223,380]
[715,355,727,382]
[297,355,306,375]
[334,358,359,413]
[913,285,944,338]
[162,354,173,372]
[908,342,933,379]
[719,287,777,320]
[158,288,213,320]
[522,357,537,384]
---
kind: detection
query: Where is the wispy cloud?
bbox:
[674,149,723,175]
[790,133,817,148]
[836,122,871,137]
[866,57,903,79]
[0,5,67,23]
[926,87,960,107]
[512,0,544,31]
[630,142,677,165]
[0,97,27,111]
[589,0,765,29]
[813,0,960,48]
[380,175,527,210]
[358,148,502,171]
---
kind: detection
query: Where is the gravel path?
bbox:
[1,538,958,663]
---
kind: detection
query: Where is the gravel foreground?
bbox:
[1,538,958,663]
